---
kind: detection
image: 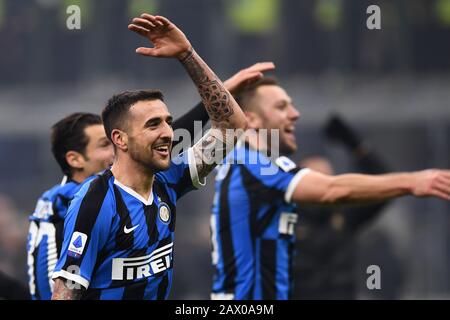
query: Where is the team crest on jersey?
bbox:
[275,156,296,172]
[158,203,171,224]
[68,232,88,259]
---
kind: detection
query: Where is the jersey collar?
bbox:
[113,179,154,206]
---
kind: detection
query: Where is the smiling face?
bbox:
[125,99,174,172]
[247,85,300,155]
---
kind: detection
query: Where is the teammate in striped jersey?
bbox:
[51,14,247,300]
[27,113,114,300]
[210,77,450,300]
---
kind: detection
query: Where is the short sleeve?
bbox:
[156,147,206,199]
[240,153,311,204]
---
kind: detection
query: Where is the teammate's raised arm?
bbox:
[289,169,450,205]
[223,62,276,96]
[128,14,248,179]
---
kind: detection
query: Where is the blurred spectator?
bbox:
[0,195,28,276]
[0,270,29,300]
[0,194,29,299]
[293,114,402,299]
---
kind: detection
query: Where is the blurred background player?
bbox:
[210,77,450,300]
[27,113,114,300]
[293,114,391,299]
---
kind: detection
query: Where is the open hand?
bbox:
[412,169,450,200]
[128,14,192,59]
[224,62,276,95]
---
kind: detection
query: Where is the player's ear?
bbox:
[66,151,85,170]
[244,111,263,129]
[111,129,128,151]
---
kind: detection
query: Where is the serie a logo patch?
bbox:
[68,232,88,259]
[275,156,296,172]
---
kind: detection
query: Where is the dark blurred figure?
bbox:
[0,194,29,299]
[0,270,29,300]
[293,114,393,299]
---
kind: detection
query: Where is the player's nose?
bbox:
[160,121,174,141]
[289,104,300,121]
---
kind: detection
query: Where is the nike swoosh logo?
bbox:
[124,225,139,234]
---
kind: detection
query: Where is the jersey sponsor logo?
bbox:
[111,242,173,281]
[32,199,54,220]
[278,212,298,236]
[275,156,296,172]
[158,203,171,224]
[123,225,139,234]
[68,232,88,258]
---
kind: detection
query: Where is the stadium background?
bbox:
[0,0,450,299]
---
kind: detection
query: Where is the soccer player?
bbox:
[26,60,273,300]
[27,113,114,300]
[51,14,247,300]
[210,77,450,300]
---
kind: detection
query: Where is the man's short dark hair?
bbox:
[51,112,103,177]
[102,90,165,142]
[235,77,279,111]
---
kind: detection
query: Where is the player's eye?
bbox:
[275,102,287,110]
[146,119,161,128]
[100,140,112,148]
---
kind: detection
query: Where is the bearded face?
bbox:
[124,99,174,172]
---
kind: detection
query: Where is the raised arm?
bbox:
[291,169,450,205]
[172,62,275,147]
[128,14,248,179]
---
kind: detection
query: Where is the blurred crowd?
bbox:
[1,0,450,86]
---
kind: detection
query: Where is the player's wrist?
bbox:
[402,172,418,195]
[177,45,194,62]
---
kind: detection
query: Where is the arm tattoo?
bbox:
[180,49,234,123]
[192,129,234,180]
[180,49,246,179]
[198,81,233,122]
[51,278,84,300]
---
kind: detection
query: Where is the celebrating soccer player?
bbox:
[210,77,450,300]
[51,14,247,300]
[27,63,272,300]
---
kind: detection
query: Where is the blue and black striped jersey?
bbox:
[27,175,98,300]
[210,143,310,300]
[52,149,204,300]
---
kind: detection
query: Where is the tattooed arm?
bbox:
[51,278,84,300]
[172,62,275,147]
[128,14,248,179]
